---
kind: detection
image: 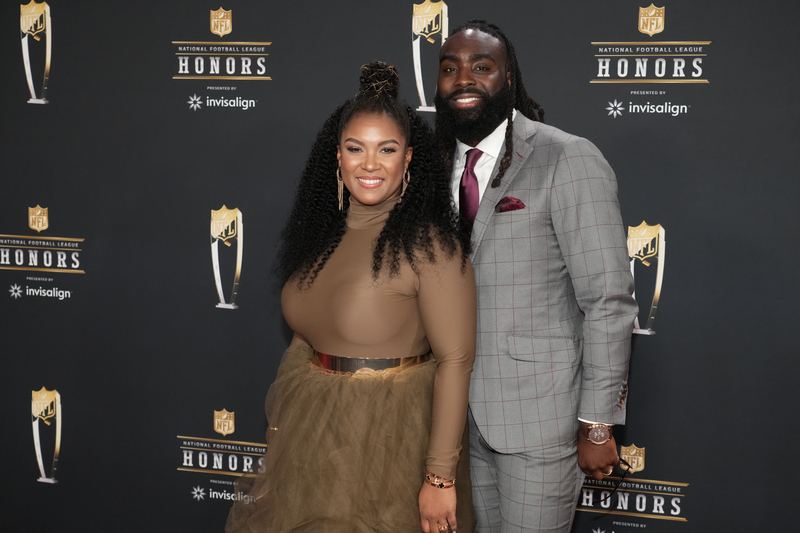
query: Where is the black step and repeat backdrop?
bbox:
[2,1,797,531]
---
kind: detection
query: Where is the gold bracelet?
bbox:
[425,470,456,489]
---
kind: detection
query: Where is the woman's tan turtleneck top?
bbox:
[281,197,476,479]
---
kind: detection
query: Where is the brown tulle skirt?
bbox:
[225,343,474,533]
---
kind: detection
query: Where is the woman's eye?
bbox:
[347,146,361,153]
[381,148,396,154]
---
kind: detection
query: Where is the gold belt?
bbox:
[317,352,404,373]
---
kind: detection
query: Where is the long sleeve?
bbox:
[549,137,638,424]
[417,251,477,480]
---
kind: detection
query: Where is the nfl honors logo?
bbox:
[214,409,235,436]
[210,8,232,38]
[620,444,645,473]
[29,205,48,232]
[639,4,665,36]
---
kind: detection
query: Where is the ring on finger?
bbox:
[437,525,448,531]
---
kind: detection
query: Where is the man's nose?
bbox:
[455,70,476,87]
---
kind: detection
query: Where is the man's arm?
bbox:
[549,136,638,477]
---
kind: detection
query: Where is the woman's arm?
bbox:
[417,249,477,533]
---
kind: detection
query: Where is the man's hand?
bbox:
[577,433,620,481]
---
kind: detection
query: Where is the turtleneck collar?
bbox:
[346,197,401,229]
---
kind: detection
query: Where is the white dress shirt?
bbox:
[450,116,510,210]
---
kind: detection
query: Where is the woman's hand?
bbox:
[419,482,457,533]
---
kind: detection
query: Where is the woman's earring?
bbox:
[400,169,410,200]
[337,168,344,211]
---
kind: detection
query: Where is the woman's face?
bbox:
[337,112,413,206]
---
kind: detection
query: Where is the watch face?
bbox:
[588,425,611,444]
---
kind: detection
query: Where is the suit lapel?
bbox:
[469,115,537,260]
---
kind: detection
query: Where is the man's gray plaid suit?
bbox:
[465,114,637,532]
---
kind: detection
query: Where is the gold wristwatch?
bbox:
[580,422,613,445]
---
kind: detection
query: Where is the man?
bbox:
[434,20,638,532]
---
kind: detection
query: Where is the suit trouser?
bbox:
[469,410,584,533]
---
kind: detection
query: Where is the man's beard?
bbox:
[435,84,511,144]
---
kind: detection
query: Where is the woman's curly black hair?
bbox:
[276,61,470,288]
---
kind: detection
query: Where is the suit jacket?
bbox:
[467,113,637,453]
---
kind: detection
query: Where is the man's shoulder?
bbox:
[512,114,600,155]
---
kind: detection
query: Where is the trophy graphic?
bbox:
[211,206,243,309]
[20,1,52,104]
[628,222,665,335]
[31,387,61,483]
[412,1,448,112]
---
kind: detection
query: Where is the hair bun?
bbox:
[359,61,399,99]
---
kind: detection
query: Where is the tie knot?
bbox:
[465,148,483,171]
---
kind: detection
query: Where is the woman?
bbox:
[226,62,476,533]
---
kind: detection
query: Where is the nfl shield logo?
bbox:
[29,205,48,232]
[20,1,47,37]
[210,8,232,38]
[211,206,239,244]
[621,444,645,473]
[32,387,57,422]
[214,409,235,436]
[413,0,446,43]
[639,4,665,36]
[627,222,661,265]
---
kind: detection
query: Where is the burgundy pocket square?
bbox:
[495,196,526,213]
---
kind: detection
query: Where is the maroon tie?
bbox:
[459,148,483,228]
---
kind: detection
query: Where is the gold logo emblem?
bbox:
[32,387,57,422]
[210,7,232,38]
[214,409,235,436]
[628,221,660,266]
[31,387,61,483]
[28,205,49,232]
[413,0,447,43]
[621,444,645,473]
[638,4,665,36]
[211,206,238,245]
[20,0,47,37]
